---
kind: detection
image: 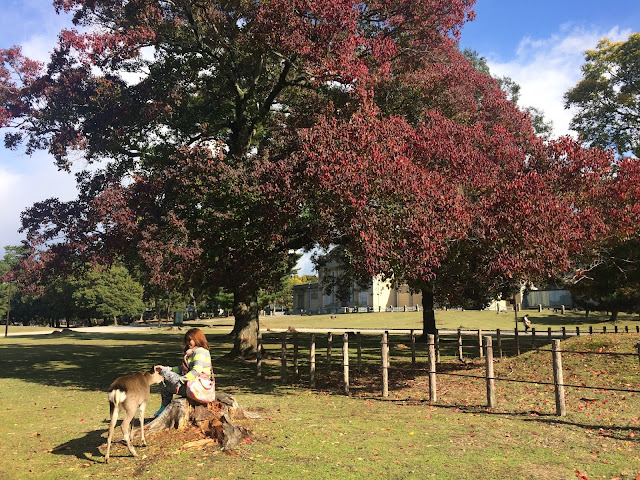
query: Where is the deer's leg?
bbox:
[105,402,118,463]
[139,401,147,446]
[120,408,138,457]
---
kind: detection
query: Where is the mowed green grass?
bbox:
[256,308,640,332]
[1,311,640,480]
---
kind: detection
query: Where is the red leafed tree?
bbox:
[0,46,41,131]
[2,0,479,355]
[290,43,619,333]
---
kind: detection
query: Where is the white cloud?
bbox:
[1,2,74,62]
[20,34,60,64]
[487,25,632,138]
[0,151,78,248]
[296,251,317,276]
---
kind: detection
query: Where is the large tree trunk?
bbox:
[229,289,260,359]
[609,310,619,322]
[190,290,200,319]
[421,282,436,335]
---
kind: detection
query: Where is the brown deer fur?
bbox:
[105,367,163,463]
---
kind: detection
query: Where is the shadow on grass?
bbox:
[0,332,176,391]
[50,416,166,462]
[51,427,107,461]
[0,331,294,396]
[383,400,640,441]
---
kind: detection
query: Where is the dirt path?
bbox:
[4,322,234,337]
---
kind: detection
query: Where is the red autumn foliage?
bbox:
[2,0,640,343]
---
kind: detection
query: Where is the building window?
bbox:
[360,291,368,305]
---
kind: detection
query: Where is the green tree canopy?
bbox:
[565,33,640,158]
[1,246,26,320]
[71,265,144,324]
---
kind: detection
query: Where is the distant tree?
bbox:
[9,261,134,327]
[34,276,76,327]
[209,289,234,318]
[565,33,640,314]
[570,239,640,321]
[258,272,318,313]
[565,33,640,158]
[71,265,144,325]
[568,157,640,320]
[312,246,370,306]
[297,275,319,285]
[1,246,26,322]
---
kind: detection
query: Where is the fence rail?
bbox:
[257,325,640,417]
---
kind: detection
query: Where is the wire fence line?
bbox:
[435,371,640,394]
[256,327,640,417]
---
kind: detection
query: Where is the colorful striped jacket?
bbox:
[174,347,212,383]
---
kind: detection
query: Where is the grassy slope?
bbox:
[1,312,639,480]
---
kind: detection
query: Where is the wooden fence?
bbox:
[257,326,640,417]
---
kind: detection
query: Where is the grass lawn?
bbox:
[256,309,640,332]
[1,311,640,479]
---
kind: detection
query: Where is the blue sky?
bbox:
[460,1,640,59]
[1,1,639,275]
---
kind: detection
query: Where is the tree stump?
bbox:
[137,392,254,450]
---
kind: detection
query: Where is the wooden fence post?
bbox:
[343,333,349,396]
[381,332,389,398]
[293,332,299,378]
[614,325,618,334]
[625,325,629,333]
[281,332,288,382]
[256,332,263,378]
[310,334,316,388]
[576,326,580,336]
[589,326,593,335]
[603,326,607,334]
[531,328,537,350]
[477,329,483,358]
[552,339,566,417]
[548,327,552,342]
[428,334,437,404]
[327,332,333,373]
[636,343,640,369]
[496,329,503,358]
[457,328,463,361]
[515,327,520,356]
[410,330,416,368]
[435,329,441,363]
[562,327,567,340]
[357,332,362,372]
[484,336,495,408]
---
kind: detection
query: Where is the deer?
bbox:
[105,367,163,463]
